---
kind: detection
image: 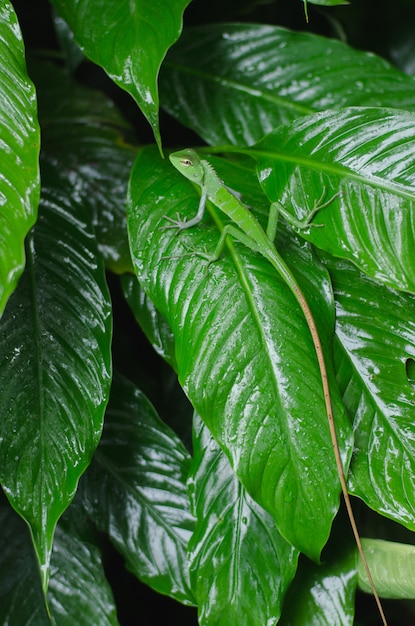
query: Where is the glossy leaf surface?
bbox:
[0,493,50,625]
[280,537,356,625]
[160,23,415,146]
[326,255,415,528]
[188,415,298,626]
[81,374,195,604]
[33,60,136,274]
[48,499,119,626]
[253,107,415,293]
[0,163,112,590]
[127,146,352,561]
[0,1,40,315]
[51,0,192,152]
[0,491,118,625]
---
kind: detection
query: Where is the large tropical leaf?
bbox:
[0,494,50,625]
[0,1,40,315]
[0,491,119,626]
[326,255,415,529]
[50,0,192,152]
[48,498,119,626]
[0,162,112,591]
[80,374,195,604]
[32,60,137,274]
[252,107,415,294]
[127,146,352,561]
[188,415,298,626]
[159,23,415,146]
[358,538,415,599]
[279,532,356,626]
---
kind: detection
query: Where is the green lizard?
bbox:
[166,148,388,626]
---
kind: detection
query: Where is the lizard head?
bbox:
[169,149,204,184]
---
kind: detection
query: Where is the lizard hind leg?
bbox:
[305,187,343,226]
[270,188,342,233]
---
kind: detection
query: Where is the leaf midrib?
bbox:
[205,145,415,201]
[163,60,312,117]
[207,204,301,466]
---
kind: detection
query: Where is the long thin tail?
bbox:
[292,282,389,626]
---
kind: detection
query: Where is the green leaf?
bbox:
[0,493,51,625]
[160,23,415,146]
[280,541,356,625]
[48,498,119,626]
[80,373,195,604]
[0,162,112,592]
[253,107,415,294]
[0,1,40,316]
[127,146,352,561]
[358,538,415,599]
[303,0,349,23]
[0,491,118,626]
[50,0,192,153]
[189,415,298,626]
[325,255,415,529]
[307,0,349,6]
[32,60,137,274]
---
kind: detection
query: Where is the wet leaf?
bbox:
[48,499,119,626]
[254,107,415,293]
[51,0,192,152]
[0,493,50,625]
[326,255,415,529]
[188,415,298,626]
[0,162,112,591]
[280,541,356,626]
[160,23,415,146]
[32,60,137,274]
[0,1,40,315]
[81,373,195,604]
[127,146,352,560]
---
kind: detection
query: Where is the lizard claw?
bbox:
[160,213,189,232]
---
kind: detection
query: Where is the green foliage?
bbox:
[127,146,352,562]
[50,0,192,153]
[0,1,39,315]
[2,0,415,624]
[188,415,298,625]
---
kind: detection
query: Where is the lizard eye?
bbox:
[180,158,193,167]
